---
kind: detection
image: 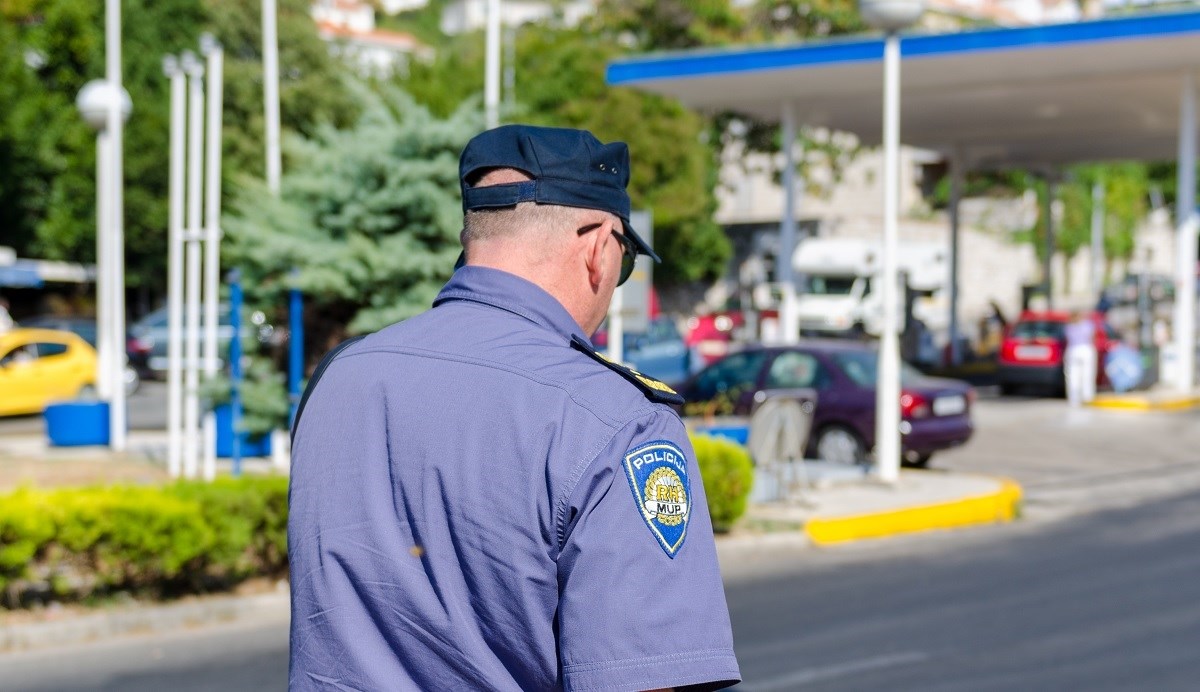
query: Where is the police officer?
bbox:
[289,125,740,691]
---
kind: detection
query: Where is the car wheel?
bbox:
[124,365,140,396]
[904,452,933,468]
[814,425,866,465]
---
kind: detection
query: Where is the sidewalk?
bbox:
[1088,387,1200,411]
[0,435,1022,653]
[0,431,281,489]
[726,462,1021,547]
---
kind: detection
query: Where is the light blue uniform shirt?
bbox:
[289,266,740,691]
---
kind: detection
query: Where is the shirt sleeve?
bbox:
[556,407,741,692]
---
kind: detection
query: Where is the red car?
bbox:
[997,311,1121,396]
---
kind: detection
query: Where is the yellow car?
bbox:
[0,328,97,416]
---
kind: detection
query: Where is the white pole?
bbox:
[106,0,127,452]
[608,285,624,365]
[485,0,501,130]
[875,32,902,484]
[1174,72,1197,392]
[948,149,962,366]
[1091,181,1105,297]
[95,131,113,402]
[262,0,282,194]
[183,53,205,479]
[1044,174,1056,310]
[165,56,186,479]
[779,102,800,346]
[201,37,224,482]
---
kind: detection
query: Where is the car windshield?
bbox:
[1012,321,1065,340]
[803,275,856,296]
[833,350,922,387]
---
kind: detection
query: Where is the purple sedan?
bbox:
[676,340,974,467]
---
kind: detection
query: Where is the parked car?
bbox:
[997,311,1121,396]
[676,340,975,467]
[20,315,147,394]
[592,317,694,385]
[129,304,274,379]
[0,328,97,416]
[685,311,748,366]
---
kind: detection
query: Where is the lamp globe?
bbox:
[858,0,926,32]
[75,80,132,132]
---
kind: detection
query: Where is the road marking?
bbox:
[739,651,930,691]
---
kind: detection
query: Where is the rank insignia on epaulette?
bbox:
[622,440,690,557]
[570,335,685,406]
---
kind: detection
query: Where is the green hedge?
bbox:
[0,477,288,608]
[0,436,754,607]
[690,433,755,533]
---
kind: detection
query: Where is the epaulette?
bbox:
[570,335,685,406]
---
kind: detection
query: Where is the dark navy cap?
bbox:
[460,124,659,262]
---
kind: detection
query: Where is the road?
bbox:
[0,382,168,436]
[937,393,1200,520]
[2,487,1197,691]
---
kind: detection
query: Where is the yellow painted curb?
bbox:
[804,479,1023,546]
[1088,395,1200,412]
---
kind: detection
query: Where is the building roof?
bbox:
[608,10,1200,169]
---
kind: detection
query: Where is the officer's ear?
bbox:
[582,218,617,290]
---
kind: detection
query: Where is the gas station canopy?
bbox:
[607,10,1200,169]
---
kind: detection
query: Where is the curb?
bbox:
[0,589,289,654]
[1088,395,1200,412]
[803,478,1023,546]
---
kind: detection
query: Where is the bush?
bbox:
[0,477,289,608]
[690,433,754,533]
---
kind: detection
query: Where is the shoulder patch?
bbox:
[570,335,685,405]
[622,440,691,558]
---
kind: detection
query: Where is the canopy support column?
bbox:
[1043,173,1056,310]
[779,101,800,345]
[876,32,903,484]
[948,149,963,366]
[1173,72,1197,392]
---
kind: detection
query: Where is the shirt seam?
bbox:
[435,288,582,342]
[562,648,736,673]
[336,344,662,557]
[338,344,636,430]
[552,412,654,553]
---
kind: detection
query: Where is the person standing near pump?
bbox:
[288,125,740,691]
[1064,310,1097,406]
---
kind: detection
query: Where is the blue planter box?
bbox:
[214,404,272,458]
[45,401,110,447]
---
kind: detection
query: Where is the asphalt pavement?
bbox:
[0,382,168,437]
[726,487,1200,691]
[4,393,1200,690]
[2,487,1197,691]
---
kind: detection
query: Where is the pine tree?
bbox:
[223,86,478,360]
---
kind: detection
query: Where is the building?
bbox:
[439,0,595,35]
[311,0,432,77]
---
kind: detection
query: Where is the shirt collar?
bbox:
[433,266,588,342]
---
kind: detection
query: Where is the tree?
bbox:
[206,0,357,180]
[222,86,476,364]
[0,0,354,303]
[1024,163,1150,291]
[403,25,733,287]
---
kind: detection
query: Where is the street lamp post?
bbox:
[200,33,224,482]
[485,0,501,129]
[75,79,131,450]
[859,0,925,484]
[163,55,186,479]
[182,51,205,480]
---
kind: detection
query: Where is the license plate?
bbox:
[1015,345,1051,360]
[933,395,966,416]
